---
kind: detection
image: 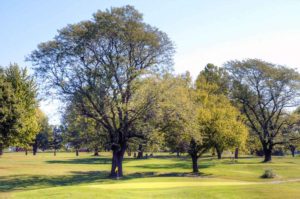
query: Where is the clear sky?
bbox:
[1,0,300,124]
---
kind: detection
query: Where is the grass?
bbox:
[0,152,299,198]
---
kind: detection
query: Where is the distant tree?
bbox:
[197,94,248,159]
[196,65,248,159]
[225,59,300,162]
[32,109,52,155]
[281,113,300,157]
[29,6,174,177]
[49,126,63,156]
[196,63,229,95]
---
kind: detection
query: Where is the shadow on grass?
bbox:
[130,162,213,170]
[0,171,109,192]
[0,170,212,192]
[46,157,139,165]
[46,157,112,165]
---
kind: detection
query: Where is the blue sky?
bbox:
[1,0,300,124]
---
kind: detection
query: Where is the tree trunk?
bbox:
[110,143,126,178]
[94,147,99,156]
[234,147,239,159]
[25,149,28,156]
[76,149,79,156]
[137,144,143,159]
[176,150,180,157]
[263,146,272,162]
[54,149,56,156]
[0,144,3,156]
[191,155,199,173]
[216,146,222,159]
[290,145,296,157]
[32,144,37,155]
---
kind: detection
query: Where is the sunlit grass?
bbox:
[0,152,299,199]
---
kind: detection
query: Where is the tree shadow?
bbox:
[46,157,138,165]
[0,171,110,192]
[46,157,112,165]
[0,170,212,193]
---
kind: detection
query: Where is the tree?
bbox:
[4,64,39,153]
[197,94,248,159]
[49,126,63,156]
[29,6,174,177]
[0,70,21,155]
[32,109,52,155]
[281,112,300,157]
[196,65,248,160]
[225,59,300,162]
[196,63,229,95]
[131,73,197,158]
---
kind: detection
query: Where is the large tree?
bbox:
[29,6,174,177]
[225,59,300,162]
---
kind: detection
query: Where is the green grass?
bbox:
[0,152,299,198]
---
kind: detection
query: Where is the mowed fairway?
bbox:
[0,152,299,199]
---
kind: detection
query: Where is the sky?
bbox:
[1,0,300,125]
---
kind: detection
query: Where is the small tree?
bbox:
[50,126,63,156]
[0,71,21,155]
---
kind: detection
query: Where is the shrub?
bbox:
[261,169,276,178]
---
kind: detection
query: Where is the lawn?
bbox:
[0,152,299,199]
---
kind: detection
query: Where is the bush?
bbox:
[261,169,276,178]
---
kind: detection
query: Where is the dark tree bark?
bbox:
[0,144,3,156]
[234,147,239,159]
[176,150,180,157]
[32,143,37,155]
[133,152,137,158]
[94,147,99,156]
[191,154,199,173]
[54,149,57,156]
[25,149,28,156]
[110,143,126,178]
[289,145,296,157]
[216,146,223,159]
[76,149,79,156]
[137,144,143,159]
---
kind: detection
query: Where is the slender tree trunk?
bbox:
[110,143,126,178]
[0,144,3,156]
[234,147,239,159]
[191,155,199,173]
[76,149,79,156]
[137,144,143,159]
[32,144,37,155]
[94,147,99,156]
[216,146,222,159]
[54,149,56,156]
[290,145,296,157]
[176,150,180,157]
[25,149,28,156]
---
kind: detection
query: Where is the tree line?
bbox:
[1,6,299,178]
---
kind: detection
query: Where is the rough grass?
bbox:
[0,152,299,199]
